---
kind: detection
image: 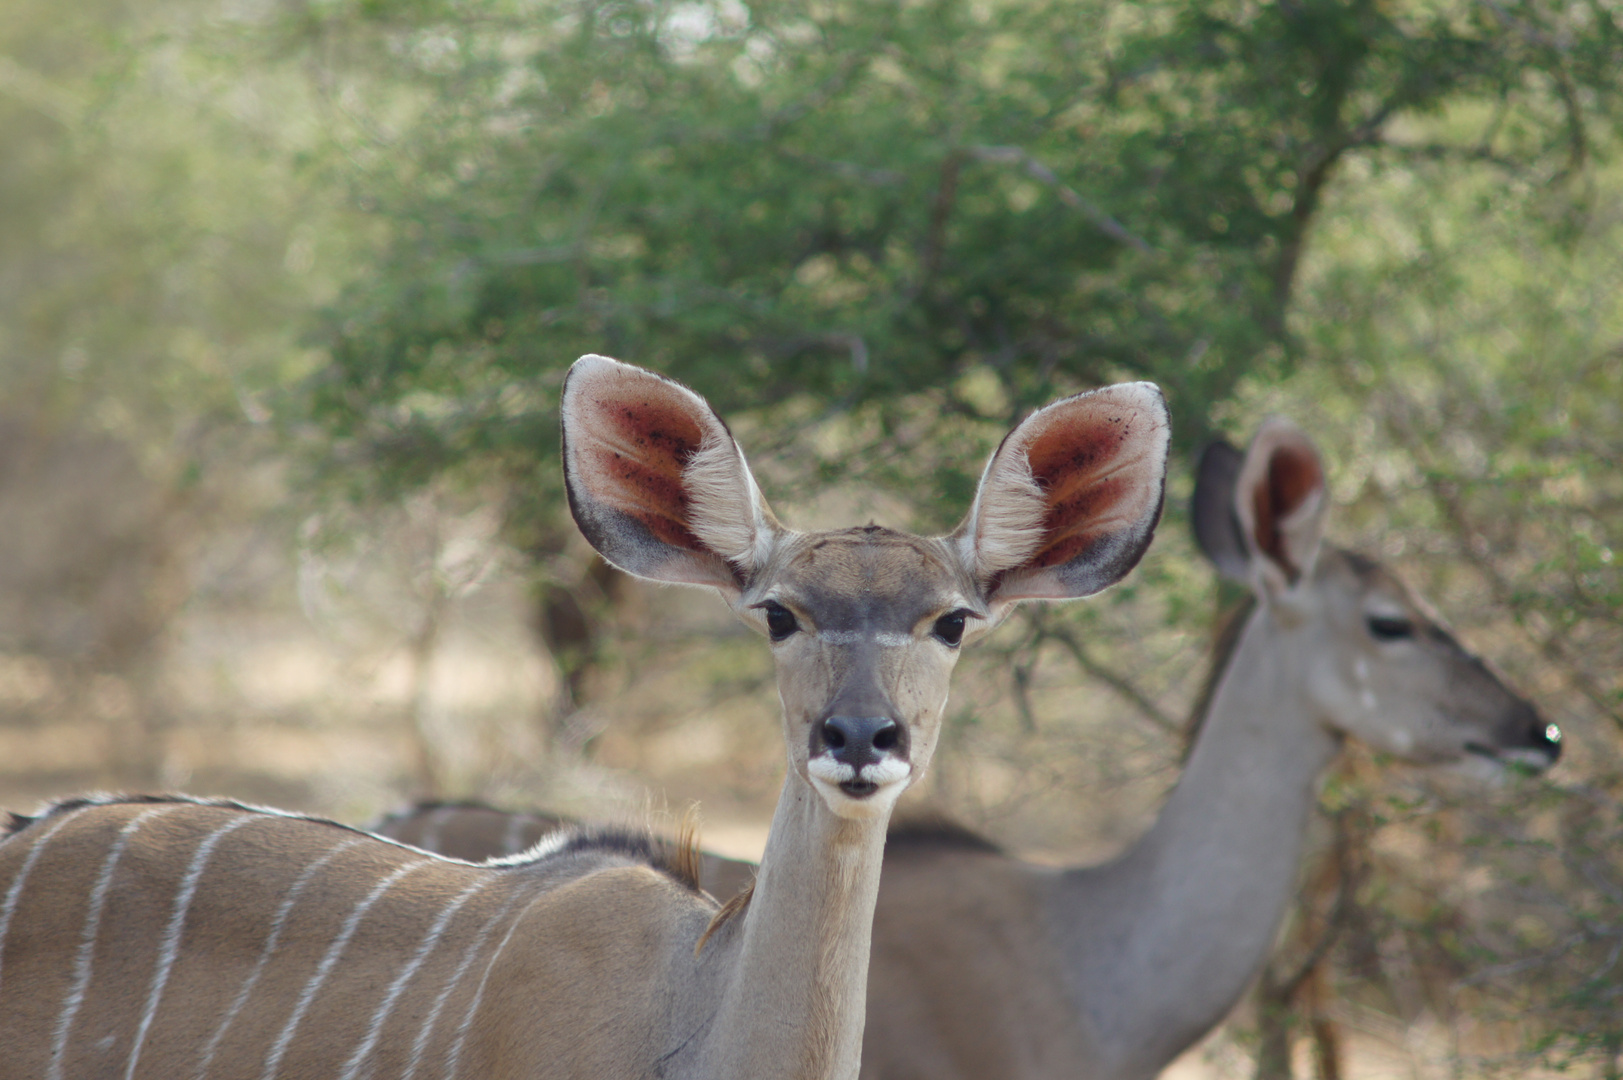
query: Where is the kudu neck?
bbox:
[1047,600,1343,1078]
[696,769,888,1080]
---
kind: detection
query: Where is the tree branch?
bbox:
[967,145,1155,254]
[1038,621,1178,734]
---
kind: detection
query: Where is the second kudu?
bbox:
[0,355,1170,1080]
[375,418,1560,1080]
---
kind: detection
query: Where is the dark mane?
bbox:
[1182,595,1258,756]
[517,825,705,894]
[7,792,704,895]
[885,815,1003,855]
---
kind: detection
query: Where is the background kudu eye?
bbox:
[932,610,969,648]
[1366,614,1415,641]
[763,601,800,642]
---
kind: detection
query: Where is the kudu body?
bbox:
[379,420,1559,1080]
[0,355,1170,1080]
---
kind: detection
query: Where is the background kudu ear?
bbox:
[561,354,774,596]
[959,381,1170,613]
[1190,439,1251,582]
[1231,417,1327,595]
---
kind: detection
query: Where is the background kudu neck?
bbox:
[696,770,888,1080]
[1049,603,1343,1079]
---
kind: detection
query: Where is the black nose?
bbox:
[820,715,903,768]
[1530,718,1562,761]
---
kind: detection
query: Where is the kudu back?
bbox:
[367,802,760,900]
[0,355,1170,1080]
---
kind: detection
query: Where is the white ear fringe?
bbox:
[683,434,761,571]
[1275,486,1326,579]
[969,445,1048,583]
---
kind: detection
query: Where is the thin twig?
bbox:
[1039,622,1178,734]
[967,145,1155,254]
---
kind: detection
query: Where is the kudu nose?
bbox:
[1530,718,1563,761]
[820,715,903,769]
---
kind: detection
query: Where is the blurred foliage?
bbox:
[290,0,1621,543]
[3,0,1622,1074]
[0,0,362,783]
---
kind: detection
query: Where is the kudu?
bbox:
[377,419,1560,1080]
[0,355,1170,1080]
[857,419,1559,1080]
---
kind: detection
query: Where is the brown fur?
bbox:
[0,795,715,1080]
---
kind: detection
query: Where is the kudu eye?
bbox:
[762,601,800,642]
[932,610,970,648]
[1366,614,1415,642]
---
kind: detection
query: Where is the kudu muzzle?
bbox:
[808,651,912,799]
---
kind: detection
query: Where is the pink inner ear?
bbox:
[1022,407,1151,569]
[1251,444,1322,572]
[577,387,710,553]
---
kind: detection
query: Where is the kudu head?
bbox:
[1192,418,1559,771]
[562,355,1170,819]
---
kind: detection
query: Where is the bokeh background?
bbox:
[2,0,1620,1075]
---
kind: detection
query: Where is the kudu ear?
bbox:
[1231,417,1327,596]
[956,381,1170,618]
[1190,439,1251,582]
[561,355,778,598]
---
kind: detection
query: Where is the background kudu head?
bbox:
[562,355,1170,819]
[1192,418,1560,770]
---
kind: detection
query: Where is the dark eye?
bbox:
[762,602,799,642]
[1366,615,1414,641]
[932,610,969,648]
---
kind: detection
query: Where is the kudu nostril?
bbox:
[821,716,902,767]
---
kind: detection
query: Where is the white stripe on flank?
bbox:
[260,858,430,1080]
[445,891,548,1080]
[125,814,255,1080]
[0,808,83,997]
[196,836,365,1080]
[337,875,491,1080]
[49,805,175,1080]
[402,887,530,1080]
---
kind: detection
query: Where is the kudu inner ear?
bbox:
[561,355,765,593]
[1190,439,1250,582]
[1234,418,1326,589]
[963,381,1170,607]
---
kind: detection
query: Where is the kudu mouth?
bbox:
[809,714,911,799]
[1464,716,1563,771]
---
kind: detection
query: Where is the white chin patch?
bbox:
[806,755,911,819]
